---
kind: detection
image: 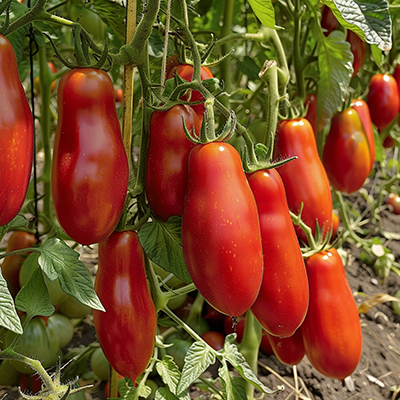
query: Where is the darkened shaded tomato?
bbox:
[331,211,339,240]
[224,315,246,343]
[304,93,317,137]
[247,169,309,337]
[201,331,225,351]
[264,329,305,366]
[367,74,400,130]
[301,248,362,380]
[93,231,157,383]
[323,108,371,193]
[1,231,37,297]
[146,105,202,221]
[382,135,395,148]
[273,118,333,243]
[182,143,263,317]
[346,30,365,77]
[393,64,400,100]
[321,6,338,36]
[260,331,274,356]
[0,360,21,386]
[350,99,375,171]
[51,68,129,245]
[167,64,213,114]
[114,88,123,103]
[203,304,226,332]
[20,374,43,395]
[387,193,400,214]
[0,35,33,226]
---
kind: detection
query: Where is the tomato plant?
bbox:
[247,169,309,337]
[301,248,362,380]
[181,142,264,317]
[0,35,33,226]
[93,231,157,383]
[274,118,333,242]
[51,68,129,245]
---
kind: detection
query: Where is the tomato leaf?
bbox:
[176,341,215,395]
[220,336,277,394]
[219,362,247,400]
[155,387,179,400]
[156,356,185,398]
[139,217,192,284]
[0,215,29,242]
[37,238,104,311]
[315,30,353,131]
[90,0,126,40]
[15,267,55,319]
[0,271,23,334]
[247,0,277,29]
[325,0,392,51]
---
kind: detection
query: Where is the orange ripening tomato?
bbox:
[301,248,362,380]
[273,118,333,243]
[51,68,129,245]
[93,231,157,383]
[181,142,264,317]
[1,231,37,297]
[247,169,309,338]
[323,108,372,193]
[0,35,33,226]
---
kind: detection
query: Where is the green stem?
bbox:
[293,0,306,101]
[239,311,261,400]
[215,32,265,47]
[0,247,40,260]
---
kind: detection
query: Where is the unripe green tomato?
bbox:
[58,294,92,319]
[47,313,74,348]
[0,360,21,386]
[168,293,188,311]
[90,347,110,381]
[4,317,60,374]
[19,253,69,306]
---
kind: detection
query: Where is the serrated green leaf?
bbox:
[237,56,260,81]
[316,30,353,130]
[0,271,23,334]
[221,341,276,394]
[38,238,104,311]
[156,355,182,395]
[118,377,136,399]
[219,363,247,400]
[176,341,215,395]
[155,387,179,400]
[370,43,383,66]
[0,215,30,242]
[327,0,391,51]
[139,217,192,284]
[247,0,277,29]
[91,0,126,40]
[15,267,55,319]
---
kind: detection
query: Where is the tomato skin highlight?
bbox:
[323,108,371,193]
[273,118,333,242]
[93,231,157,383]
[0,35,33,226]
[51,68,129,245]
[145,105,201,221]
[181,142,264,317]
[367,74,400,130]
[387,193,400,215]
[247,169,309,338]
[301,248,362,380]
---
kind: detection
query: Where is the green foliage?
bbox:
[0,271,22,334]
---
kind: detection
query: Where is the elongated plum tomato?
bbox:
[350,99,375,171]
[301,248,362,380]
[273,118,333,243]
[93,231,157,383]
[181,142,263,317]
[321,5,338,36]
[0,35,33,226]
[323,108,371,194]
[247,169,309,338]
[346,30,365,77]
[146,105,202,221]
[367,74,400,130]
[51,68,129,245]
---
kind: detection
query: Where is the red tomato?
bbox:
[201,331,225,351]
[1,231,37,297]
[145,105,202,221]
[350,99,375,171]
[167,64,213,114]
[260,331,274,355]
[181,142,264,317]
[247,169,309,337]
[265,329,305,366]
[0,35,33,226]
[383,135,395,148]
[346,30,365,77]
[321,6,338,36]
[387,193,400,214]
[393,64,400,100]
[273,118,333,243]
[93,231,157,383]
[114,88,123,103]
[165,55,180,78]
[203,304,226,331]
[331,211,339,240]
[304,93,317,138]
[51,68,129,245]
[323,108,371,193]
[224,315,246,343]
[301,248,362,380]
[20,374,43,395]
[367,74,400,130]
